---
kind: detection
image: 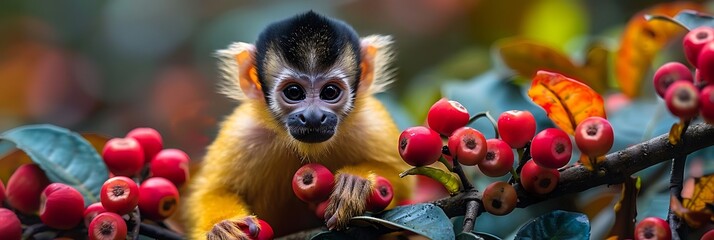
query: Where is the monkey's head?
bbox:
[217,11,394,145]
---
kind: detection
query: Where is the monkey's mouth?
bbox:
[289,127,335,143]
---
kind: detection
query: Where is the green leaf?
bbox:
[515,210,590,240]
[350,203,455,240]
[646,10,714,31]
[456,232,502,240]
[400,166,461,194]
[0,124,109,205]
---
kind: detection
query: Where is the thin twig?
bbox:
[468,111,499,139]
[668,120,691,240]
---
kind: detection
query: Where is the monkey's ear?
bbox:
[216,42,264,101]
[359,35,395,94]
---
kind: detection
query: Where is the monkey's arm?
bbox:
[187,186,258,240]
[324,161,411,230]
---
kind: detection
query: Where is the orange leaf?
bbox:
[498,38,608,92]
[616,2,704,98]
[528,71,606,135]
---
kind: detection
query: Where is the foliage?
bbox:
[514,210,590,240]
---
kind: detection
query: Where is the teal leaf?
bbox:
[646,10,714,31]
[0,124,108,205]
[350,203,454,240]
[515,210,590,240]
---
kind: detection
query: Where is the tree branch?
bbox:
[434,123,714,217]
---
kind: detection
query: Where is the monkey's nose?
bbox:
[298,111,326,128]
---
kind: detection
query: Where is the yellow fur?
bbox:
[185,95,413,238]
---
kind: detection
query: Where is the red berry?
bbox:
[700,85,714,123]
[6,164,50,214]
[0,208,21,240]
[314,200,329,220]
[126,127,163,163]
[40,183,85,230]
[447,127,487,166]
[698,41,714,83]
[574,117,614,157]
[84,202,107,227]
[701,229,714,240]
[497,110,537,149]
[531,128,572,169]
[240,219,274,240]
[653,62,693,98]
[0,179,5,204]
[684,26,714,67]
[292,164,335,203]
[478,139,514,177]
[102,138,145,177]
[366,176,394,212]
[149,149,190,188]
[695,69,711,86]
[88,212,127,240]
[665,81,700,120]
[100,176,139,215]
[482,181,517,216]
[138,177,180,221]
[427,98,470,136]
[520,160,559,195]
[398,126,443,166]
[634,217,671,240]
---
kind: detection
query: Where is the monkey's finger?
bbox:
[234,216,260,238]
[325,174,357,219]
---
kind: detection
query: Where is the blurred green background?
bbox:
[1,0,713,238]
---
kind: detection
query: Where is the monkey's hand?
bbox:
[324,173,373,230]
[207,216,259,240]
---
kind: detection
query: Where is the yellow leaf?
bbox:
[669,122,684,145]
[673,175,714,228]
[616,2,704,98]
[528,71,607,135]
[497,38,608,92]
[579,154,607,172]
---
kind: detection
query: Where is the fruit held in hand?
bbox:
[684,26,714,67]
[0,208,21,240]
[102,138,145,177]
[447,127,487,166]
[520,160,560,195]
[100,176,139,215]
[398,126,443,166]
[574,117,614,157]
[478,139,515,177]
[239,219,274,240]
[427,98,470,136]
[314,200,329,220]
[665,81,700,120]
[366,176,394,212]
[531,128,572,169]
[138,177,180,221]
[497,110,536,149]
[84,202,107,227]
[292,163,335,203]
[653,62,693,98]
[89,212,127,240]
[150,149,190,188]
[126,127,163,163]
[6,163,50,214]
[482,181,517,216]
[634,217,671,240]
[700,85,714,123]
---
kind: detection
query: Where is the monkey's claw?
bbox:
[207,216,259,240]
[324,173,372,230]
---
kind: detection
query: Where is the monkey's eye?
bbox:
[320,84,342,102]
[283,84,306,102]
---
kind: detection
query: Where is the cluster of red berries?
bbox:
[291,163,394,219]
[397,98,615,216]
[654,26,714,122]
[0,127,202,240]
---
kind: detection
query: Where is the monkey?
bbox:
[185,11,413,239]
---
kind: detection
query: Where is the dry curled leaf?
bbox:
[528,71,606,135]
[672,175,714,228]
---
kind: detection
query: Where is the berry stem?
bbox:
[438,155,455,172]
[451,155,475,191]
[468,111,499,139]
[667,119,690,240]
[461,199,480,234]
[508,144,531,184]
[509,168,520,183]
